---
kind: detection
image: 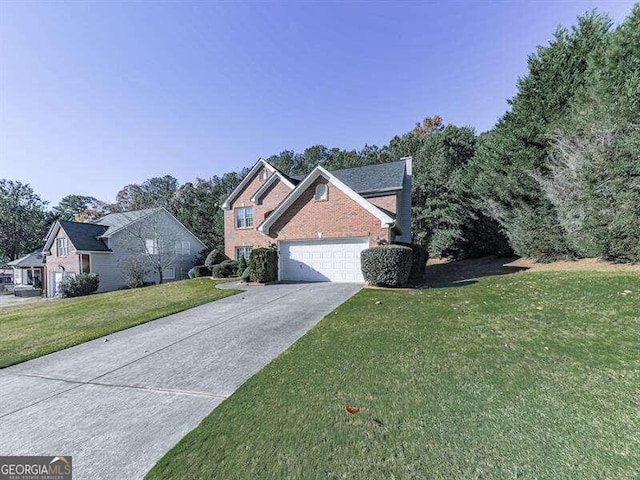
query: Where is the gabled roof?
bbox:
[331,160,407,195]
[222,159,285,210]
[249,171,296,204]
[43,220,111,253]
[258,165,396,235]
[94,207,163,238]
[94,207,208,249]
[8,250,46,268]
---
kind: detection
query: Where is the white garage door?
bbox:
[279,238,368,282]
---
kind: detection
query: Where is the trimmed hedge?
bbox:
[361,245,412,287]
[212,260,239,278]
[204,249,227,267]
[188,265,212,278]
[393,241,427,285]
[249,248,278,283]
[58,273,100,298]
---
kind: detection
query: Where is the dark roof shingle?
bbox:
[59,221,111,252]
[330,160,406,194]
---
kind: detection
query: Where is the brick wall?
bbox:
[367,194,397,214]
[269,177,390,247]
[223,168,292,259]
[44,227,81,276]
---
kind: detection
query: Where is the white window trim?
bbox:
[235,246,253,260]
[145,238,158,255]
[235,207,254,229]
[315,183,328,201]
[56,237,68,257]
[181,241,190,255]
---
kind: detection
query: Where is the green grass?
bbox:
[147,272,640,479]
[0,278,239,368]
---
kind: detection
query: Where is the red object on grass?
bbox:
[345,405,359,415]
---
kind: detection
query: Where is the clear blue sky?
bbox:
[0,1,635,206]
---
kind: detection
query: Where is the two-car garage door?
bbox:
[279,238,368,282]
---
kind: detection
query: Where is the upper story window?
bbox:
[175,241,191,255]
[145,238,159,255]
[56,237,68,256]
[259,169,268,181]
[235,207,253,228]
[315,183,328,201]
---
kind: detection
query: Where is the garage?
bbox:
[279,237,369,282]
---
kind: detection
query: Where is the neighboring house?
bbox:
[7,252,45,291]
[222,157,412,282]
[0,268,13,288]
[42,207,206,297]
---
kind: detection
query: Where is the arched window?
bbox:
[315,183,328,201]
[259,169,268,181]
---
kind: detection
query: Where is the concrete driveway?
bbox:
[0,281,361,479]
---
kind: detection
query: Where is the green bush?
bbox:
[249,248,278,283]
[212,260,238,278]
[393,242,427,285]
[204,249,227,267]
[237,255,248,273]
[188,265,212,278]
[361,245,412,287]
[58,273,100,298]
[240,267,251,282]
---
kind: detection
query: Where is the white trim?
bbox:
[221,159,277,210]
[250,172,295,204]
[258,166,395,234]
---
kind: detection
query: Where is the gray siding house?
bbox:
[42,207,206,297]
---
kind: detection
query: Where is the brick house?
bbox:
[42,207,206,296]
[222,157,412,282]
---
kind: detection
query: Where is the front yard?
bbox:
[0,278,238,368]
[147,271,640,479]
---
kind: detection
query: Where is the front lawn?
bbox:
[147,271,640,479]
[0,278,239,368]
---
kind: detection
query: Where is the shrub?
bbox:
[361,245,412,287]
[211,260,238,278]
[204,249,227,267]
[393,242,427,285]
[240,267,251,282]
[237,255,248,274]
[189,265,212,278]
[249,248,278,283]
[119,256,149,288]
[58,273,100,298]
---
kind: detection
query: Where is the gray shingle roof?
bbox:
[275,160,407,195]
[8,250,45,267]
[94,208,161,237]
[58,221,111,252]
[330,160,406,194]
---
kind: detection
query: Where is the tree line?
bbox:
[1,6,637,264]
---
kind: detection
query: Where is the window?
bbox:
[315,183,328,201]
[56,237,68,256]
[174,241,191,255]
[81,254,91,274]
[163,267,175,280]
[235,246,253,260]
[235,207,253,228]
[145,238,158,254]
[259,169,268,181]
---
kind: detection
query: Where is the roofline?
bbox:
[360,187,403,196]
[161,208,209,249]
[249,171,295,204]
[96,208,162,238]
[258,165,395,234]
[221,159,277,210]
